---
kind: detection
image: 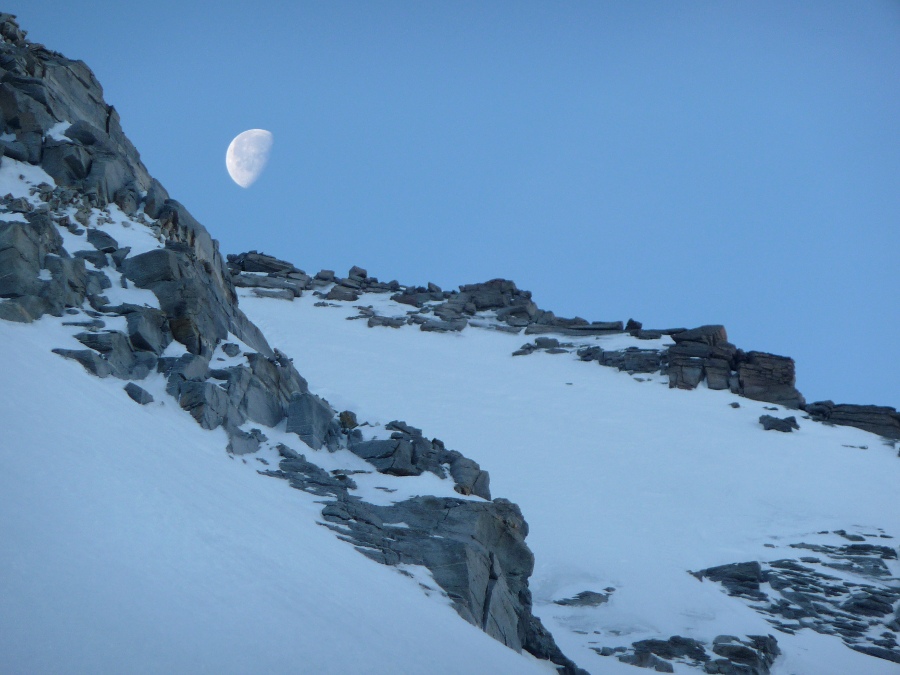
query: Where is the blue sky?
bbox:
[12,1,900,409]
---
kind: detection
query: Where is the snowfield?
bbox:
[0,317,553,675]
[238,289,900,675]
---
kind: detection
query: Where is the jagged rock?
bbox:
[227,251,301,275]
[226,427,267,455]
[617,650,674,672]
[672,324,728,346]
[285,391,337,450]
[420,318,466,332]
[73,330,155,379]
[367,315,406,328]
[252,288,294,300]
[262,453,357,497]
[694,561,765,600]
[0,216,64,304]
[339,410,358,430]
[597,347,665,373]
[122,235,271,358]
[124,382,153,405]
[554,591,610,607]
[805,401,900,440]
[86,228,119,253]
[759,415,799,432]
[158,352,210,382]
[143,179,169,219]
[734,351,805,409]
[51,348,113,377]
[315,269,335,282]
[349,437,418,475]
[73,249,108,268]
[221,342,241,357]
[177,380,231,430]
[319,494,582,673]
[123,305,172,354]
[708,635,780,675]
[325,285,360,302]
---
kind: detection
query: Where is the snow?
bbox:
[239,290,900,675]
[0,316,550,675]
[0,158,55,203]
[45,121,73,142]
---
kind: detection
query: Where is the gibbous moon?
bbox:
[226,129,273,188]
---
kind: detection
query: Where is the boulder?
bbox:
[759,415,799,432]
[734,351,805,409]
[73,330,155,379]
[671,324,728,346]
[124,382,154,405]
[178,381,231,430]
[86,228,119,253]
[285,391,337,450]
[124,306,172,355]
[325,284,359,302]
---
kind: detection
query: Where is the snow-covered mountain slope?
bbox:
[0,315,555,675]
[237,288,900,674]
[2,13,899,675]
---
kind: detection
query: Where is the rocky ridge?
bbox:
[227,249,900,443]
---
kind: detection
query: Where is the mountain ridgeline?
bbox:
[1,13,898,675]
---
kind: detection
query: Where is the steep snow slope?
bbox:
[0,316,554,675]
[240,290,900,675]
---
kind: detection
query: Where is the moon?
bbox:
[226,129,273,188]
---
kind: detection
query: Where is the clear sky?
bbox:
[11,1,900,409]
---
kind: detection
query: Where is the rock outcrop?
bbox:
[693,536,900,665]
[805,401,900,440]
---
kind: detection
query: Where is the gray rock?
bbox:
[285,391,337,450]
[142,179,169,219]
[86,228,119,253]
[734,351,805,409]
[73,249,109,269]
[534,337,560,349]
[0,295,49,322]
[554,591,610,607]
[671,324,729,346]
[367,315,406,328]
[262,454,358,497]
[124,382,154,405]
[124,306,172,354]
[74,330,155,379]
[420,318,467,332]
[759,415,799,432]
[805,401,900,440]
[221,342,241,357]
[226,427,267,455]
[251,288,294,300]
[617,650,674,672]
[178,381,230,430]
[325,285,360,302]
[51,348,113,377]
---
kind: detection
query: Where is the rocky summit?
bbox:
[1,14,899,675]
